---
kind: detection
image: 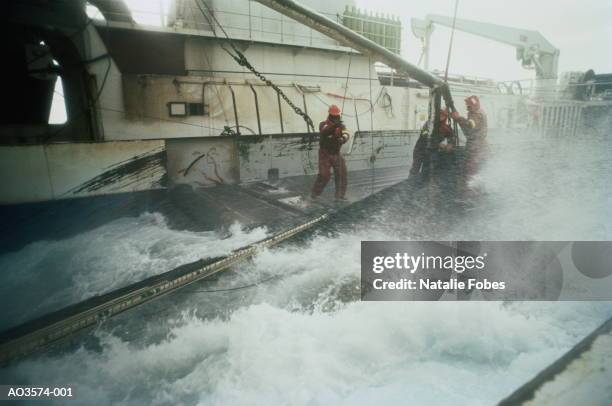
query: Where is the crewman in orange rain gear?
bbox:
[311,104,350,200]
[410,108,456,175]
[451,95,488,178]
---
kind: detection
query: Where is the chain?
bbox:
[229,49,315,132]
[196,0,315,133]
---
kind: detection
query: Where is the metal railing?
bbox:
[0,212,329,365]
[89,0,349,49]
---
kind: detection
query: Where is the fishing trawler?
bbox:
[1,0,611,404]
[7,0,609,206]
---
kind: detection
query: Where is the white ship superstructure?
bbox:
[0,0,609,205]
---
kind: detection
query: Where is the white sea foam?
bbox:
[0,213,267,329]
[3,229,611,405]
[5,284,610,405]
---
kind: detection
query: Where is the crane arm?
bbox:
[423,14,557,54]
[412,14,559,80]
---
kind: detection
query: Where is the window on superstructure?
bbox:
[167,102,206,117]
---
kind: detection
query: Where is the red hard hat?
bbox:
[465,95,480,110]
[328,104,341,116]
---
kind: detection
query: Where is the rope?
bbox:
[175,273,284,294]
[341,52,352,113]
[311,87,387,118]
[138,269,305,321]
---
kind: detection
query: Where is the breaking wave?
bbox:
[2,130,612,405]
[0,213,267,330]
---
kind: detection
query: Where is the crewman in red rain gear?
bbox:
[410,108,456,175]
[311,104,350,200]
[451,95,488,178]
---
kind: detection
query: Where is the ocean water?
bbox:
[0,214,268,330]
[1,130,611,405]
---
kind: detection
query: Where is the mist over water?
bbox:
[332,129,612,241]
[451,130,612,240]
[2,131,612,405]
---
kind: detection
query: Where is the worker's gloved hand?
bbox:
[334,128,349,144]
[450,111,461,120]
[340,130,350,144]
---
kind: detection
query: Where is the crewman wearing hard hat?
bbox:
[410,107,456,175]
[451,95,488,178]
[311,104,350,200]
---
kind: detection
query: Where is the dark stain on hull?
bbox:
[67,148,167,195]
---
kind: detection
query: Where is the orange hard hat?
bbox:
[328,104,342,116]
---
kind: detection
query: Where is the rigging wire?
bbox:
[134,268,306,321]
[341,52,352,113]
[368,56,375,194]
[443,0,460,146]
[311,87,387,118]
[443,0,460,83]
[187,0,230,126]
[368,56,374,131]
[175,273,284,294]
[48,90,256,137]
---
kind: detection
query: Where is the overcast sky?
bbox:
[356,0,611,81]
